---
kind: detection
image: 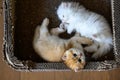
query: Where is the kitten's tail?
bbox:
[92,41,113,58]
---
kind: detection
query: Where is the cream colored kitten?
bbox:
[57,2,113,58]
[33,18,92,71]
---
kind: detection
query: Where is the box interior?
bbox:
[13,0,114,63]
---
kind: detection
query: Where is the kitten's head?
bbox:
[57,2,80,23]
[62,48,86,72]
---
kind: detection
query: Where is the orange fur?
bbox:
[63,48,86,72]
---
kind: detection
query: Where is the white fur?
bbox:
[57,2,113,58]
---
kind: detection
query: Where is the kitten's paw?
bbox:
[84,44,98,53]
[84,38,93,46]
[84,46,96,53]
[59,23,68,30]
[57,27,66,32]
[42,18,49,26]
[43,18,49,24]
[60,23,65,29]
[52,27,65,33]
[92,52,101,59]
[51,27,66,35]
[92,49,106,59]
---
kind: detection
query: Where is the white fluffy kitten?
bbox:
[57,2,113,58]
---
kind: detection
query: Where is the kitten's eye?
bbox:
[78,58,81,62]
[73,53,77,57]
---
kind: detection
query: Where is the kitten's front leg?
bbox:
[71,36,93,46]
[51,27,66,36]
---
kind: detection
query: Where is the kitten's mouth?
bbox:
[62,21,69,24]
[64,22,69,24]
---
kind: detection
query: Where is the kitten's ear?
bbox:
[61,2,68,8]
[62,54,67,61]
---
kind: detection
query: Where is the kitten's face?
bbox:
[62,48,86,72]
[57,2,73,23]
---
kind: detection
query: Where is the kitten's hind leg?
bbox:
[33,18,49,43]
[84,41,99,53]
[41,18,49,28]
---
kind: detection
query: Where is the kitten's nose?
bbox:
[62,20,65,23]
[62,19,67,22]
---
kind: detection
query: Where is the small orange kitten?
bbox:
[33,18,92,71]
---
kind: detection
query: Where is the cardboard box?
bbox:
[3,0,120,71]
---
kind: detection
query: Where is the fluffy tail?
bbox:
[92,42,113,58]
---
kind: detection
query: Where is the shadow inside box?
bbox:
[13,0,114,63]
